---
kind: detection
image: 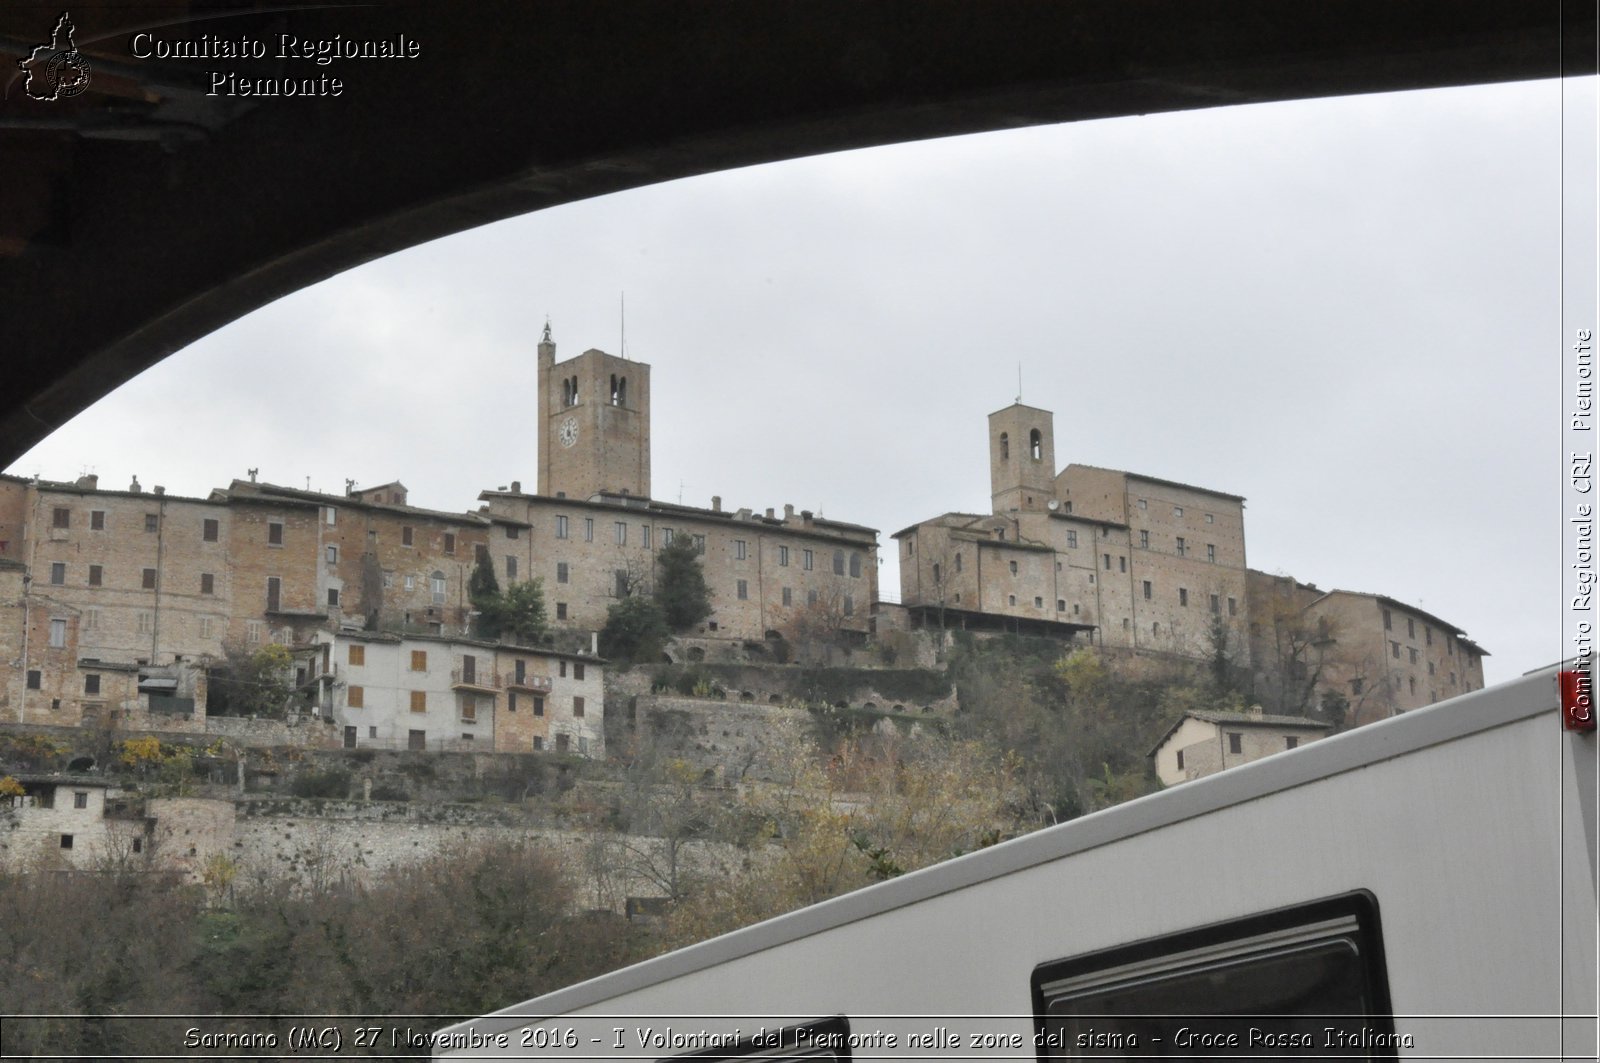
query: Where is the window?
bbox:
[325,545,338,564]
[803,549,814,570]
[782,586,792,606]
[506,556,518,579]
[573,696,586,717]
[1383,608,1392,630]
[1057,599,1066,611]
[737,579,749,600]
[49,619,66,647]
[1425,626,1433,646]
[52,506,69,528]
[26,670,40,689]
[404,574,415,591]
[557,562,569,583]
[955,552,963,572]
[574,662,585,680]
[1391,641,1401,658]
[1008,594,1017,606]
[584,518,594,542]
[1176,749,1184,770]
[327,588,340,607]
[59,834,73,850]
[833,550,845,575]
[345,685,364,708]
[559,660,567,678]
[1030,428,1042,460]
[1286,735,1299,750]
[1142,580,1152,600]
[73,790,89,809]
[1206,512,1215,523]
[1139,529,1149,548]
[505,526,518,540]
[555,515,569,539]
[1427,661,1435,676]
[1227,732,1242,754]
[1137,498,1147,510]
[246,620,262,644]
[1409,676,1417,695]
[615,521,627,546]
[1179,588,1188,607]
[778,545,789,566]
[431,572,445,603]
[266,576,281,611]
[932,563,941,584]
[533,695,545,717]
[1407,617,1415,638]
[556,602,568,620]
[1175,536,1186,556]
[50,562,65,585]
[1228,597,1237,616]
[735,539,747,560]
[90,510,105,530]
[1173,506,1183,517]
[1210,594,1220,613]
[198,616,213,639]
[84,675,99,695]
[410,650,427,671]
[662,528,674,545]
[1103,554,1111,570]
[807,589,818,605]
[850,552,862,578]
[1119,556,1126,573]
[203,518,219,541]
[1034,596,1043,607]
[83,608,98,630]
[460,698,477,722]
[999,431,1009,460]
[402,525,414,546]
[267,520,282,544]
[142,567,157,589]
[1066,530,1077,548]
[843,595,854,615]
[1351,678,1365,695]
[1009,560,1018,575]
[1207,543,1216,562]
[410,691,426,713]
[137,611,152,634]
[614,569,629,597]
[325,506,337,526]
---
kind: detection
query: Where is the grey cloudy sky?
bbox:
[9,77,1581,685]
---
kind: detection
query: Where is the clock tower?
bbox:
[536,323,652,500]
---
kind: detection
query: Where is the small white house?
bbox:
[1149,708,1332,785]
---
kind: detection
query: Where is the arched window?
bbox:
[612,375,627,406]
[849,552,862,578]
[999,432,1009,460]
[1030,429,1042,461]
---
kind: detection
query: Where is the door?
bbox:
[343,726,357,749]
[408,729,426,751]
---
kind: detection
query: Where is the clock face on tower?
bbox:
[558,416,579,448]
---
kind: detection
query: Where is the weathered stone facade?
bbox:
[1246,572,1489,725]
[897,403,1250,661]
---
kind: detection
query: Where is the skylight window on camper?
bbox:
[1031,893,1395,1060]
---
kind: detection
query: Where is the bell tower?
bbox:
[537,323,652,499]
[989,403,1056,513]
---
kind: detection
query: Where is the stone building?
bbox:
[1148,709,1333,785]
[311,630,604,755]
[0,776,149,872]
[896,402,1250,661]
[484,327,879,643]
[1246,571,1489,725]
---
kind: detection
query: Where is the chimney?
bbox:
[765,508,775,520]
[128,476,141,494]
[75,474,97,490]
[511,480,522,493]
[711,495,721,512]
[153,485,165,496]
[784,503,795,520]
[736,508,752,521]
[801,509,814,527]
[590,632,598,655]
[1248,704,1265,718]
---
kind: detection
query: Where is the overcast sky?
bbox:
[9,77,1585,685]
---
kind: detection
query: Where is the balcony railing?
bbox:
[451,668,501,691]
[508,674,553,692]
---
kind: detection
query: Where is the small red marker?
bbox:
[1558,670,1596,732]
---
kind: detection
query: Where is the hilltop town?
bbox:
[1,325,1487,885]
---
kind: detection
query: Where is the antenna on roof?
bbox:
[620,291,626,360]
[247,468,258,483]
